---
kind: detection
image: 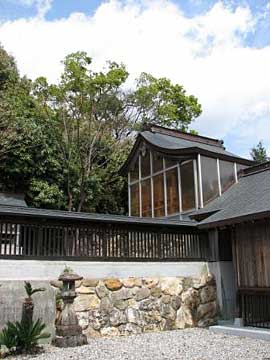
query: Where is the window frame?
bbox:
[128,149,198,218]
[128,146,241,217]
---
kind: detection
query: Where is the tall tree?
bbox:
[0,45,64,208]
[0,45,20,158]
[0,47,202,213]
[250,141,269,163]
[33,52,130,211]
[129,72,202,131]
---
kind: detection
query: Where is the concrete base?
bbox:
[210,325,270,341]
[234,317,244,327]
[53,334,87,348]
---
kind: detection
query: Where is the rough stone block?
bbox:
[142,278,159,289]
[96,283,109,299]
[109,309,127,326]
[135,287,151,301]
[160,303,176,321]
[111,288,133,302]
[74,294,100,312]
[181,288,199,309]
[76,286,95,295]
[171,295,181,310]
[100,326,120,337]
[160,278,183,296]
[150,287,162,298]
[122,277,142,288]
[175,306,196,329]
[161,295,171,304]
[114,299,128,311]
[119,323,142,335]
[197,301,217,320]
[82,279,99,287]
[200,285,216,304]
[104,279,123,291]
[100,296,114,313]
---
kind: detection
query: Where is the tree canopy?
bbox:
[0,47,202,213]
[250,141,269,163]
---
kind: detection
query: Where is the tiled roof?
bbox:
[141,130,253,163]
[120,126,254,174]
[195,162,270,228]
[0,193,27,207]
[0,205,196,228]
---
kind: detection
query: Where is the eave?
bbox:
[119,133,254,176]
[198,210,270,229]
[0,204,197,229]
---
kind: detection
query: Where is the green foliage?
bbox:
[24,282,45,298]
[0,318,50,353]
[0,322,17,349]
[29,179,65,209]
[15,318,50,352]
[130,72,202,131]
[250,141,269,163]
[0,45,202,213]
[0,45,19,90]
[0,281,49,355]
[63,265,73,273]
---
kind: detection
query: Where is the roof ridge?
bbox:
[145,124,225,149]
[242,161,270,177]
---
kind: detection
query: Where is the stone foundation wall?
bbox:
[51,273,218,337]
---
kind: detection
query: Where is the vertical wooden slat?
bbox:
[0,223,2,255]
[4,223,8,255]
[86,227,90,257]
[0,217,210,263]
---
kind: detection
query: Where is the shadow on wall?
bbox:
[0,281,56,341]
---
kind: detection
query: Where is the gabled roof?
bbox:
[120,125,254,174]
[142,131,240,157]
[0,192,27,207]
[195,162,270,228]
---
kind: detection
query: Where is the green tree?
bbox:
[0,45,64,208]
[0,45,20,158]
[129,72,202,131]
[250,141,268,163]
[0,46,202,213]
[33,52,130,211]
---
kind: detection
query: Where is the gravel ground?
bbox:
[16,328,270,360]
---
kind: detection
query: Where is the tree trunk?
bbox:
[21,297,34,324]
[77,191,86,212]
[68,192,73,212]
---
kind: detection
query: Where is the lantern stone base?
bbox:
[53,334,87,348]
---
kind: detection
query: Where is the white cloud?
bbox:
[0,0,270,156]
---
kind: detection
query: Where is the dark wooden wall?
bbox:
[233,219,270,289]
[0,216,209,262]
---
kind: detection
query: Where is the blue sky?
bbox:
[0,0,270,157]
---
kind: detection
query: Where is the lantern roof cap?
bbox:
[58,271,83,282]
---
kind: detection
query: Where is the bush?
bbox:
[0,282,50,356]
[0,322,17,350]
[0,318,50,354]
[17,318,50,352]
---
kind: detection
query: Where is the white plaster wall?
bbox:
[0,260,207,280]
[0,280,56,337]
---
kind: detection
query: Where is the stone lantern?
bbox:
[53,271,87,348]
